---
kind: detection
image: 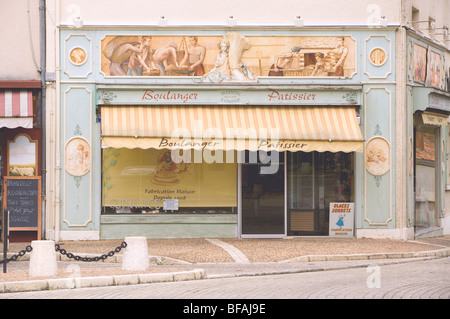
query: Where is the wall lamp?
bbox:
[73,16,83,28]
[227,16,237,26]
[379,16,388,27]
[434,27,449,37]
[159,16,168,26]
[411,20,433,24]
[411,20,435,29]
[294,16,304,27]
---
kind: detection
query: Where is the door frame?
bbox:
[238,153,287,238]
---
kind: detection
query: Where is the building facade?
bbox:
[21,0,450,241]
[0,0,45,242]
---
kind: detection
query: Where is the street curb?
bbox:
[0,269,206,294]
[1,247,448,293]
[206,255,447,279]
[279,247,450,263]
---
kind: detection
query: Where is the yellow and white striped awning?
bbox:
[101,105,363,152]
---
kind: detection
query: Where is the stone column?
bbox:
[122,237,149,271]
[29,240,58,277]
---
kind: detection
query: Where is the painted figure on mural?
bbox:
[152,43,180,76]
[127,36,158,76]
[180,36,206,76]
[413,43,427,83]
[222,32,256,81]
[107,41,142,76]
[101,34,355,78]
[201,41,232,83]
[311,52,327,76]
[197,32,256,82]
[324,37,348,76]
[268,46,303,76]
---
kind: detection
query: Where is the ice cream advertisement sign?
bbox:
[329,202,354,237]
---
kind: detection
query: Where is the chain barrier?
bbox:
[0,245,33,264]
[54,241,127,262]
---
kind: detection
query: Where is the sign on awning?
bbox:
[101,105,364,153]
[421,112,449,126]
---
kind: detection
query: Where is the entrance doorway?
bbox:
[241,152,285,236]
[414,123,439,233]
[239,151,355,237]
[287,152,354,236]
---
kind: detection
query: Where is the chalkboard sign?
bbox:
[3,177,41,232]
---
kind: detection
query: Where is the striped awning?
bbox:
[421,111,449,126]
[0,90,34,128]
[101,105,364,153]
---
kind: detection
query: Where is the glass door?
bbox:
[287,152,354,236]
[241,152,285,236]
[414,124,438,232]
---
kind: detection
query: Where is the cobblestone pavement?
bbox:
[0,236,448,296]
[0,257,448,300]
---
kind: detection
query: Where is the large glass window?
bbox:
[287,152,354,235]
[415,124,438,231]
[102,148,237,214]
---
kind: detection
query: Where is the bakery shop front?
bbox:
[57,30,393,240]
[98,86,363,238]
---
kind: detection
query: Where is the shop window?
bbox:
[415,125,438,230]
[101,148,237,214]
[7,133,37,177]
[287,152,354,235]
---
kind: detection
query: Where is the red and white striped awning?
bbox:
[0,90,34,128]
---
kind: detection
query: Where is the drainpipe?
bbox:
[40,0,46,239]
[55,0,61,242]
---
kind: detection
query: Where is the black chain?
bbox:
[0,245,33,264]
[54,241,127,262]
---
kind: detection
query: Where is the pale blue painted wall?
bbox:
[59,28,397,238]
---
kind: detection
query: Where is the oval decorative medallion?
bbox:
[65,137,90,176]
[69,47,87,65]
[366,137,390,176]
[369,48,387,66]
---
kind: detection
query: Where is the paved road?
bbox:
[1,257,448,301]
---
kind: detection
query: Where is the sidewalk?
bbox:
[0,236,449,293]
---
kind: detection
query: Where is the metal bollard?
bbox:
[122,237,149,271]
[29,240,58,277]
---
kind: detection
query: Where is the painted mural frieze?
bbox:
[101,33,356,80]
[410,40,445,89]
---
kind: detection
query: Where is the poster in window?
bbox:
[415,129,436,162]
[102,148,237,208]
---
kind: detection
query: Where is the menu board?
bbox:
[4,177,41,230]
